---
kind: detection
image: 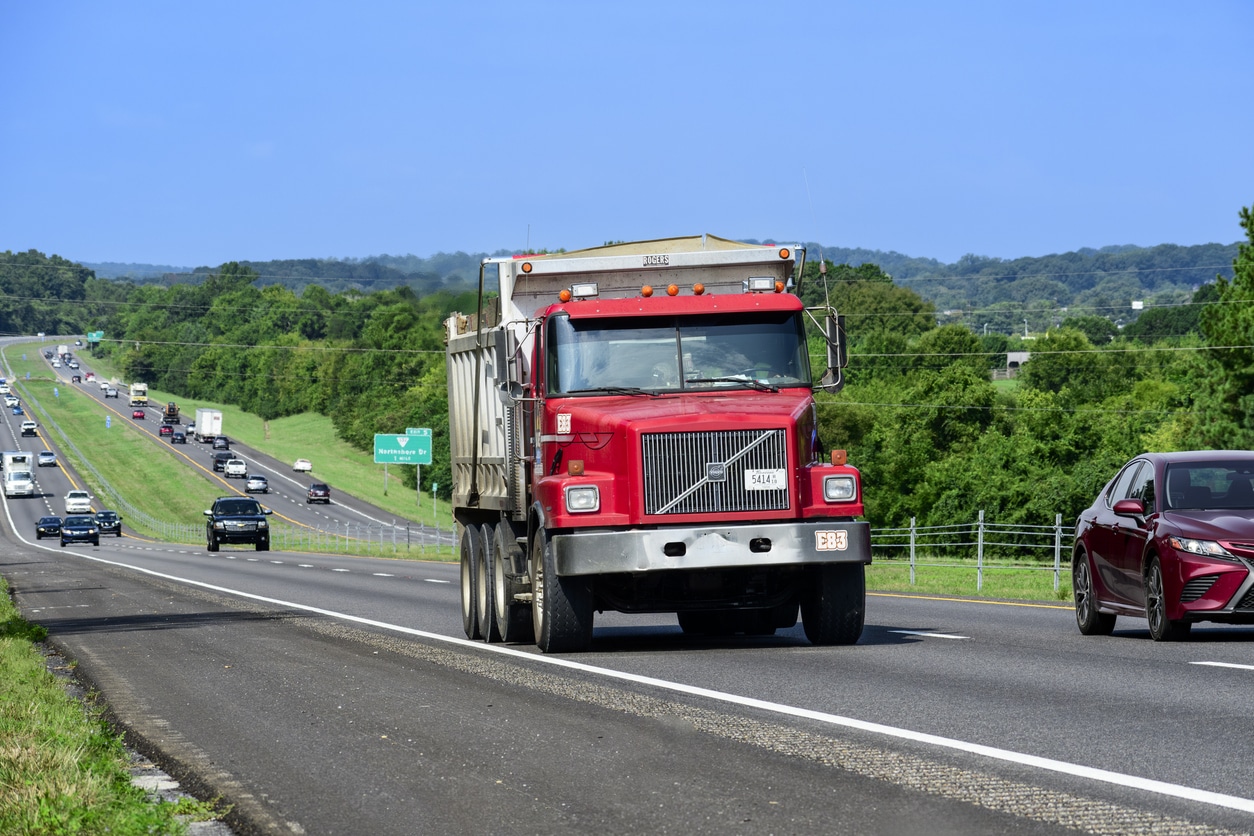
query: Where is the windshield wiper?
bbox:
[564,386,656,397]
[685,377,779,393]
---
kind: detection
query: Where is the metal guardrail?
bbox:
[870,510,1074,591]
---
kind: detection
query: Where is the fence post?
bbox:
[1054,513,1062,592]
[909,516,917,585]
[977,509,985,591]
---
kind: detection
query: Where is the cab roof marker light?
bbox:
[747,277,775,292]
[570,282,598,299]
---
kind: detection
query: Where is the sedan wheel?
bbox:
[1145,557,1191,642]
[1073,553,1116,635]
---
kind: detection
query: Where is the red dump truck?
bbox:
[445,235,869,652]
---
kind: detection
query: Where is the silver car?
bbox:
[245,474,269,493]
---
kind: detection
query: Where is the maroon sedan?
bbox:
[1073,451,1254,641]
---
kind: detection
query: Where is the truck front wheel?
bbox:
[801,563,865,646]
[460,525,482,640]
[531,529,593,653]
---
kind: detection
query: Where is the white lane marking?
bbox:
[298,564,314,568]
[889,630,970,640]
[373,573,394,577]
[17,550,1254,817]
[270,561,283,564]
[1192,661,1254,671]
[331,568,350,573]
[424,578,451,584]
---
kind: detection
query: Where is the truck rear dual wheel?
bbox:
[800,563,866,645]
[490,523,533,644]
[475,524,501,642]
[460,525,482,640]
[531,529,593,653]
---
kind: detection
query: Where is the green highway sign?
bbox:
[374,432,432,465]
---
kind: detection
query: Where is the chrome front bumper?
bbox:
[552,520,871,576]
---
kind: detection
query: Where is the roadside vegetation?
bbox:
[0,577,220,834]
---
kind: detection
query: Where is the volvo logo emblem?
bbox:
[707,462,727,481]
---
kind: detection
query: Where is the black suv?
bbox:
[94,510,123,537]
[307,483,331,504]
[205,497,272,552]
[211,450,233,471]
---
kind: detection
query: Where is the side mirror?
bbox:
[818,313,847,393]
[1112,498,1146,517]
[498,379,526,405]
[203,510,212,517]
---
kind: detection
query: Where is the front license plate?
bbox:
[744,469,786,490]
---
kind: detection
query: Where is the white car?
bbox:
[64,490,93,514]
[293,458,312,472]
[37,451,57,467]
[224,459,247,478]
[0,384,9,394]
[100,380,110,390]
[20,421,37,436]
[3,395,18,407]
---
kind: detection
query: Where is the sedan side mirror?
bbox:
[1112,498,1145,517]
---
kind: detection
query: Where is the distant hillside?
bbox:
[84,240,1240,319]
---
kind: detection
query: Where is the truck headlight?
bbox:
[823,475,856,502]
[565,485,600,513]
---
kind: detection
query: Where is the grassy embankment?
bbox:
[0,576,221,834]
[4,341,455,559]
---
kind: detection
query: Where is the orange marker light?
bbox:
[774,281,785,293]
[779,248,790,259]
[693,283,705,295]
[831,449,848,466]
[522,262,533,274]
[666,284,679,296]
[641,285,654,297]
[559,289,572,302]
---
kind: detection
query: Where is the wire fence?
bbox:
[870,510,1074,591]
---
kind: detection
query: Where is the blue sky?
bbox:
[2,1,1251,268]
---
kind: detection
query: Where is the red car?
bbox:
[131,409,145,420]
[1073,451,1254,641]
[158,424,173,436]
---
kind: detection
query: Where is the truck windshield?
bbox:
[547,311,811,395]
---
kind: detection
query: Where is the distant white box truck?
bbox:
[3,469,34,498]
[193,408,223,442]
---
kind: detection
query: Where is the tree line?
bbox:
[3,207,1250,525]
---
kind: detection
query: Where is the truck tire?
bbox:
[476,524,501,642]
[531,528,593,653]
[460,525,482,640]
[207,537,219,553]
[493,523,533,644]
[801,563,865,646]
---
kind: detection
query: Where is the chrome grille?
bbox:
[642,429,789,515]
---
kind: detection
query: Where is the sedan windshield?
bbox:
[546,311,811,395]
[1165,461,1254,510]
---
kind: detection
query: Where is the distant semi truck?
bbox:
[194,408,223,442]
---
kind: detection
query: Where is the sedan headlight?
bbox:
[823,475,856,502]
[1168,536,1237,561]
[565,485,600,513]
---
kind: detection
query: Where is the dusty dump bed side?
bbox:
[446,325,523,517]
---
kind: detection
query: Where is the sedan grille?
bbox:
[641,429,789,516]
[1180,574,1219,603]
[1237,587,1254,611]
